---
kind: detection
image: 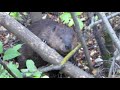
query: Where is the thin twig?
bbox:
[38,65,64,73]
[108,57,115,78]
[61,43,81,65]
[88,12,120,29]
[0,58,18,78]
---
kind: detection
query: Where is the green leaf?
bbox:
[21,69,29,73]
[33,71,42,78]
[10,12,23,21]
[0,64,3,70]
[26,60,37,72]
[0,41,3,54]
[7,62,23,78]
[3,44,22,61]
[59,12,71,24]
[78,18,84,30]
[95,15,99,21]
[68,19,74,27]
[75,12,83,16]
[0,70,7,78]
[0,68,5,75]
[60,12,84,28]
[26,72,32,77]
[10,12,18,17]
[12,44,22,51]
[10,12,19,19]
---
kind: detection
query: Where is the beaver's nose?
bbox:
[65,45,71,50]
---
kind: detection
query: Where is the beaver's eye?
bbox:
[52,26,56,32]
[60,37,62,39]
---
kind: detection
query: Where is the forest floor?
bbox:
[1,12,120,78]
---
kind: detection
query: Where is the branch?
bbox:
[88,12,120,29]
[0,58,18,78]
[71,12,94,71]
[0,12,94,78]
[38,65,64,73]
[60,43,81,65]
[98,12,120,52]
[108,57,115,78]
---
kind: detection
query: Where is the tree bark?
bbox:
[71,12,94,71]
[0,12,94,78]
[93,25,111,59]
[98,12,120,53]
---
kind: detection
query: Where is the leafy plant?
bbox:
[0,41,3,54]
[0,41,22,61]
[0,41,23,78]
[9,12,23,21]
[26,60,38,72]
[0,41,49,78]
[21,60,42,78]
[0,64,13,78]
[7,62,23,78]
[21,60,49,78]
[59,12,84,30]
[3,44,22,61]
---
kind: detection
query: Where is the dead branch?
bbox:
[0,12,94,78]
[88,12,120,29]
[38,65,64,73]
[98,12,120,52]
[108,57,115,78]
[71,12,94,71]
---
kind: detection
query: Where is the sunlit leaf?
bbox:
[21,69,29,73]
[33,71,42,78]
[26,60,37,72]
[3,44,22,61]
[12,44,22,51]
[59,12,71,24]
[75,12,83,16]
[26,72,32,77]
[7,62,23,78]
[78,18,84,30]
[10,12,23,21]
[68,19,74,27]
[0,41,3,54]
[95,15,99,21]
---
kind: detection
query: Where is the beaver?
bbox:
[17,19,78,69]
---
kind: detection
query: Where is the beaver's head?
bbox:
[47,25,78,56]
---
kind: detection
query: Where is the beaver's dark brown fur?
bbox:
[18,19,78,69]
